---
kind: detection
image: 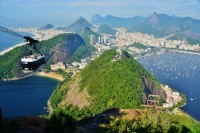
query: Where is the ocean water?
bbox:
[0,76,58,118]
[0,32,34,52]
[137,51,200,121]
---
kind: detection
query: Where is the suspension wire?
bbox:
[0,17,27,43]
[0,26,24,38]
[0,32,22,42]
[0,17,89,55]
[0,82,57,85]
[0,15,26,28]
[0,25,67,53]
[0,85,57,93]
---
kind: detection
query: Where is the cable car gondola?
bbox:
[20,36,45,71]
[21,55,45,70]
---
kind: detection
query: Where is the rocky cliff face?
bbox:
[43,33,86,63]
[142,76,167,104]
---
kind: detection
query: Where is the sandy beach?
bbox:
[37,72,64,81]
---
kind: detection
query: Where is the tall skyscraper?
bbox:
[90,35,96,45]
[98,36,104,44]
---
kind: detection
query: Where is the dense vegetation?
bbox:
[49,72,72,109]
[98,110,200,133]
[0,45,27,79]
[0,33,94,79]
[50,49,160,120]
[0,111,76,133]
[79,50,159,113]
[129,43,148,49]
[1,109,199,133]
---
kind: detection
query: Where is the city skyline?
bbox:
[0,0,200,27]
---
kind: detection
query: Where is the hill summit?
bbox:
[50,49,161,118]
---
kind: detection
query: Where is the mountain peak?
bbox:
[91,14,103,23]
[93,14,102,18]
[65,17,94,32]
[153,12,158,16]
[76,16,86,22]
[150,12,159,24]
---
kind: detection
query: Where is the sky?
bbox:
[0,0,200,27]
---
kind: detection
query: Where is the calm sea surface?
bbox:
[0,76,58,118]
[137,51,200,121]
[0,32,34,52]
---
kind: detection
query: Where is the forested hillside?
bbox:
[50,49,160,120]
[0,33,94,79]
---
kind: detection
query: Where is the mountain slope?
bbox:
[91,14,143,28]
[92,13,200,44]
[132,12,200,39]
[50,49,161,119]
[98,24,117,35]
[78,27,98,44]
[0,33,92,79]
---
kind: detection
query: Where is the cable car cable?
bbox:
[0,33,22,42]
[0,25,66,53]
[0,15,26,28]
[0,85,57,93]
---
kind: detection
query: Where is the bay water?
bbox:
[138,51,200,121]
[0,76,58,118]
[0,32,34,52]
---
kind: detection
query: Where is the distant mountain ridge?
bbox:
[91,13,200,44]
[57,16,94,33]
[91,14,143,27]
[38,24,54,30]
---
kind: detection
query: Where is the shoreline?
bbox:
[2,71,64,82]
[2,74,33,81]
[0,42,28,56]
[168,49,200,55]
[0,32,42,56]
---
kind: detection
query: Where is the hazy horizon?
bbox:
[0,0,200,27]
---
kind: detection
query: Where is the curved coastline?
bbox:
[169,49,200,55]
[2,74,33,81]
[0,32,42,56]
[0,42,28,56]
